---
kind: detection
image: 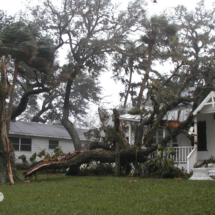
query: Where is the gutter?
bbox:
[119,117,141,123]
[9,132,86,141]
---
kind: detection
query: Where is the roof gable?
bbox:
[193,91,215,115]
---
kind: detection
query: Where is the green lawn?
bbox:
[0,172,215,215]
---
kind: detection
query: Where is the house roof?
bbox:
[193,91,215,115]
[119,105,192,123]
[119,114,142,122]
[9,121,89,140]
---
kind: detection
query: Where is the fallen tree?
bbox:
[23,145,159,178]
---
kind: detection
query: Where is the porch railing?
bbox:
[169,146,194,163]
[149,146,194,163]
[187,145,198,174]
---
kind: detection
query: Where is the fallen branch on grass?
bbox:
[24,145,158,178]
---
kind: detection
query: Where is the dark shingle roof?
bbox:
[9,121,89,140]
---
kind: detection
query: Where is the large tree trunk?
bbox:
[0,56,20,184]
[136,40,154,109]
[123,64,133,109]
[115,143,120,176]
[7,60,18,133]
[62,66,82,151]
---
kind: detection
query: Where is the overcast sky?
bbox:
[1,0,215,113]
[1,0,214,16]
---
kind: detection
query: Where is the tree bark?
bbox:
[115,143,120,176]
[137,39,154,109]
[62,66,82,151]
[123,65,133,109]
[0,56,17,184]
[7,60,18,133]
[11,88,49,121]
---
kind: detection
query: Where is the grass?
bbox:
[0,171,215,215]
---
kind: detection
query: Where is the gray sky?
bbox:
[2,0,214,16]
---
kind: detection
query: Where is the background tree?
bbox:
[135,0,215,147]
[27,0,146,150]
[0,20,55,184]
[112,42,143,109]
[30,70,101,125]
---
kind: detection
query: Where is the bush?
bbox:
[141,153,185,178]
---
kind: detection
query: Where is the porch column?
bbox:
[194,115,198,143]
[129,121,132,145]
[193,115,198,164]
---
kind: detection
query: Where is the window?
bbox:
[152,128,164,144]
[197,121,207,151]
[10,137,19,151]
[49,140,59,149]
[152,128,178,147]
[166,130,178,147]
[9,137,31,151]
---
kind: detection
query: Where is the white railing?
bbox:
[148,146,194,163]
[170,146,194,163]
[148,146,197,173]
[187,145,198,174]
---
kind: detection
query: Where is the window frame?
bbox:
[9,136,32,152]
[152,128,179,147]
[49,140,59,149]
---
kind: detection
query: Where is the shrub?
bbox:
[141,148,185,178]
[17,155,30,170]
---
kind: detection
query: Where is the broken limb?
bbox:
[24,145,158,178]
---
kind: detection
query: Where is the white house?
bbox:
[119,91,215,173]
[9,121,90,162]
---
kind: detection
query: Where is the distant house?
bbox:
[119,91,215,173]
[9,121,90,162]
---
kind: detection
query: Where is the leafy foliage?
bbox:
[79,162,114,176]
[141,157,185,178]
[195,156,215,168]
[51,146,64,158]
[142,148,184,178]
[29,152,37,164]
[37,149,46,158]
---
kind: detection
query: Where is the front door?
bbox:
[198,121,207,151]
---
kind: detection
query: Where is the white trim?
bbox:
[9,132,72,140]
[187,145,198,173]
[119,117,140,122]
[193,91,215,115]
[129,122,132,144]
[119,114,141,123]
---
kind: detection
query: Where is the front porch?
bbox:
[119,91,215,174]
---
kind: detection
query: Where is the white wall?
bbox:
[178,133,191,147]
[10,135,75,163]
